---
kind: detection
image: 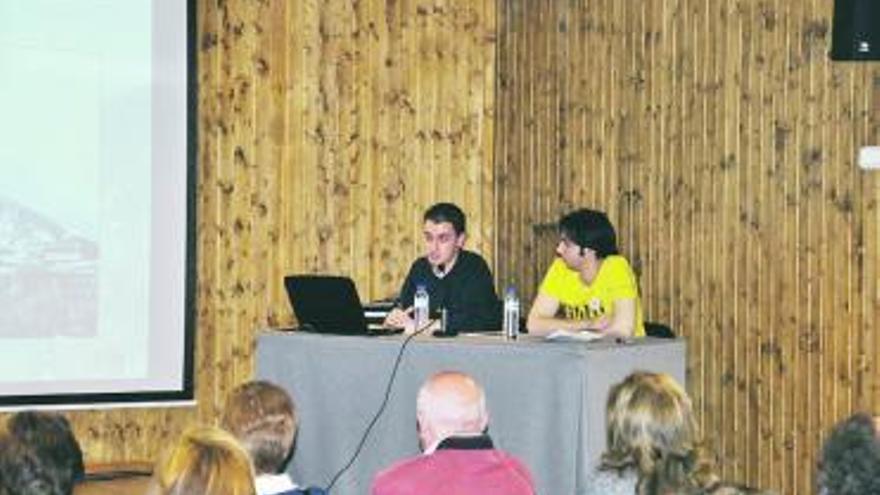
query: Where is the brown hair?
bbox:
[151,426,255,495]
[601,371,716,495]
[222,381,297,474]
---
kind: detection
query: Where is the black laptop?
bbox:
[284,275,394,335]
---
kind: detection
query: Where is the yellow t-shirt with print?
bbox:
[538,255,644,337]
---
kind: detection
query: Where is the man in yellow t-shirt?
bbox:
[526,209,644,338]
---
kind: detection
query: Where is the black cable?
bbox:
[324,319,436,493]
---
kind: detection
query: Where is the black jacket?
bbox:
[397,250,501,332]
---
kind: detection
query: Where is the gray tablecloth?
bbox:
[256,332,685,495]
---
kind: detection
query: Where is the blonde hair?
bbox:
[601,372,716,494]
[222,381,297,474]
[152,426,256,495]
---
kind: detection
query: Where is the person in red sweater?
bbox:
[370,371,535,495]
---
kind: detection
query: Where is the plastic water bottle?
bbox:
[413,284,430,331]
[503,286,520,340]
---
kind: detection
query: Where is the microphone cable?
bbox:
[324,318,437,493]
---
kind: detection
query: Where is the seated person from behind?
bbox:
[148,425,255,495]
[8,411,85,492]
[222,380,323,495]
[383,202,500,333]
[816,413,880,495]
[0,435,72,495]
[527,208,644,338]
[370,371,535,495]
[583,371,717,495]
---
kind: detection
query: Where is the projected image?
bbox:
[0,197,98,338]
[0,1,143,344]
[0,0,185,395]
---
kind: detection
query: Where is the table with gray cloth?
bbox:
[256,331,685,495]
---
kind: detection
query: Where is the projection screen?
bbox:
[0,0,195,407]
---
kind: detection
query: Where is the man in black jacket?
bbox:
[383,203,500,334]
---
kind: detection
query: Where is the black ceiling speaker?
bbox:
[830,0,880,60]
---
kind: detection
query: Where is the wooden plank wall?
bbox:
[0,0,496,466]
[495,0,879,493]
[4,3,877,492]
[202,0,496,330]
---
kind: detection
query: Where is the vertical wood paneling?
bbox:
[0,0,496,468]
[496,1,879,493]
[5,4,877,493]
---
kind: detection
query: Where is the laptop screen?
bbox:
[284,275,369,335]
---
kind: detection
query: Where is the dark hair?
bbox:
[559,208,618,258]
[423,203,466,235]
[0,436,68,495]
[8,412,84,488]
[817,413,880,495]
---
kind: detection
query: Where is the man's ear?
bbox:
[417,409,431,436]
[455,232,467,248]
[479,411,490,433]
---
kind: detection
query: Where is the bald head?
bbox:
[416,371,489,450]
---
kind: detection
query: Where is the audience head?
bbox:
[817,412,880,495]
[0,435,68,495]
[150,426,255,495]
[558,208,618,260]
[222,380,297,475]
[7,411,84,488]
[416,371,489,451]
[422,203,467,270]
[602,371,715,494]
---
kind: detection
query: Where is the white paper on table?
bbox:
[544,330,604,342]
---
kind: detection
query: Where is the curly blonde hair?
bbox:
[600,371,716,495]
